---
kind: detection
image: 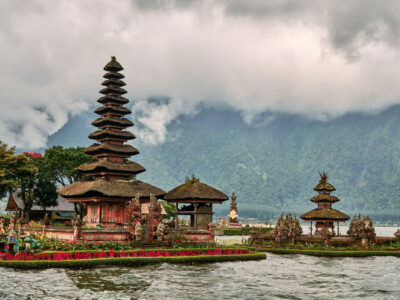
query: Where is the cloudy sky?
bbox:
[2,0,400,148]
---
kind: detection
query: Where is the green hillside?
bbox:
[44,106,400,223]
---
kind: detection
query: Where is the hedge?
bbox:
[216,227,273,236]
[0,253,266,269]
[262,248,400,257]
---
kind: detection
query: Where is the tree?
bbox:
[32,156,58,211]
[0,141,36,199]
[40,146,92,187]
[40,146,91,216]
[160,201,176,219]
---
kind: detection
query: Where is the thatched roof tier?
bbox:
[165,179,228,203]
[104,56,123,72]
[301,208,350,221]
[84,143,139,156]
[95,106,131,116]
[88,129,135,141]
[97,95,129,105]
[77,159,145,174]
[58,179,166,198]
[99,86,127,95]
[314,173,336,191]
[103,71,125,79]
[310,195,340,203]
[102,79,126,87]
[91,117,133,128]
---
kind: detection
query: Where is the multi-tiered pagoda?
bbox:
[301,173,349,236]
[58,57,165,228]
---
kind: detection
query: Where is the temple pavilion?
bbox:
[165,177,228,230]
[58,57,165,228]
[301,173,349,236]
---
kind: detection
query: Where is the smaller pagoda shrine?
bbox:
[301,173,349,236]
[228,192,238,224]
[164,177,228,236]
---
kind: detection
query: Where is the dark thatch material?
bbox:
[310,195,340,203]
[84,143,139,155]
[165,179,228,202]
[102,79,126,87]
[97,95,129,105]
[77,159,145,174]
[88,129,135,141]
[301,208,350,221]
[104,56,123,71]
[95,106,131,116]
[99,86,127,95]
[314,172,336,192]
[58,179,166,198]
[91,117,133,128]
[103,71,125,79]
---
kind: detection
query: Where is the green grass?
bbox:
[0,253,266,269]
[260,248,400,257]
[216,227,273,236]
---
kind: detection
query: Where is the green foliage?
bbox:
[40,146,92,187]
[216,227,273,236]
[135,108,400,223]
[0,142,37,202]
[0,252,266,269]
[160,200,176,218]
[263,248,400,257]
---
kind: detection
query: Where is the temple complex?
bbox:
[58,57,165,228]
[165,177,228,233]
[301,173,349,236]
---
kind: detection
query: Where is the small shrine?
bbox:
[301,173,349,236]
[164,177,228,234]
[228,192,238,224]
[58,57,166,229]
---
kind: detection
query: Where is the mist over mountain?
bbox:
[39,106,400,224]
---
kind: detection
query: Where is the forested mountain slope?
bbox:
[44,106,400,223]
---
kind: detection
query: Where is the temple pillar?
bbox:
[175,202,178,229]
[194,203,198,229]
[337,221,339,236]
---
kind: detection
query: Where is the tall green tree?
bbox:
[41,146,92,187]
[40,146,92,215]
[0,141,36,199]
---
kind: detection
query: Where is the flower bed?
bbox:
[0,248,266,269]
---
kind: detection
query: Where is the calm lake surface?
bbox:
[1,226,399,300]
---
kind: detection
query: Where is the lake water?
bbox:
[1,226,399,299]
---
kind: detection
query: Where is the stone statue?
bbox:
[228,192,238,223]
[0,218,5,235]
[73,215,83,240]
[156,221,165,242]
[9,216,15,231]
[43,213,51,226]
[134,220,144,241]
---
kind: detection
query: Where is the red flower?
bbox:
[375,238,378,242]
[5,245,9,250]
[176,239,179,242]
[348,243,352,246]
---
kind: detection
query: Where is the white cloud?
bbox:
[1,0,400,147]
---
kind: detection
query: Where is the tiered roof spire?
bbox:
[77,56,145,179]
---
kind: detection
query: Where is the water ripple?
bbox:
[0,254,399,299]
